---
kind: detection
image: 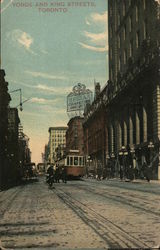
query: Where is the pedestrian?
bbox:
[120,165,123,180]
[55,165,60,183]
[61,166,67,183]
[142,162,150,182]
[47,164,54,187]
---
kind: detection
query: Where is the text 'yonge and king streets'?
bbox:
[11,1,96,12]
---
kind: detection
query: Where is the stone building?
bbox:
[66,116,84,155]
[48,127,67,163]
[107,0,160,179]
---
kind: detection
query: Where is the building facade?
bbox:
[0,70,11,189]
[107,0,160,179]
[48,127,67,163]
[83,83,108,177]
[7,108,20,185]
[66,116,84,155]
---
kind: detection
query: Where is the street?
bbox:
[0,177,160,249]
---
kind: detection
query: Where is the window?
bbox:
[110,27,113,39]
[129,16,132,32]
[110,5,112,17]
[79,157,82,166]
[67,157,69,166]
[124,50,127,65]
[135,5,138,22]
[122,1,126,16]
[143,0,146,10]
[70,157,73,165]
[118,57,121,71]
[144,21,147,39]
[123,25,126,41]
[129,41,133,57]
[74,157,78,166]
[118,35,120,48]
[110,48,112,60]
[136,31,140,48]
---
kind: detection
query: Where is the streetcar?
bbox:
[58,150,85,178]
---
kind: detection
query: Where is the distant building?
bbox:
[7,108,20,185]
[55,143,66,161]
[66,116,84,155]
[48,127,67,163]
[18,125,31,171]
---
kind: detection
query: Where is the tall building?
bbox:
[48,127,67,163]
[0,70,11,189]
[107,0,160,179]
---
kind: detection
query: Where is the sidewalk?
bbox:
[84,176,160,184]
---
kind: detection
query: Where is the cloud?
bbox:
[81,11,108,53]
[85,11,107,26]
[41,49,49,55]
[8,78,71,95]
[83,30,107,46]
[25,70,67,80]
[36,84,71,94]
[1,0,14,13]
[7,29,36,55]
[30,97,62,105]
[90,11,107,23]
[79,42,107,52]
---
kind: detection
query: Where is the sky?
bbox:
[1,0,108,163]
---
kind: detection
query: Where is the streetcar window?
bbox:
[79,157,82,166]
[67,157,69,166]
[74,157,78,166]
[70,157,73,166]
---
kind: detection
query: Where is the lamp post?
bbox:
[86,155,92,177]
[110,152,115,178]
[148,141,154,170]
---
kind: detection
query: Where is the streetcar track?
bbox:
[54,187,150,249]
[75,185,160,217]
[86,179,160,195]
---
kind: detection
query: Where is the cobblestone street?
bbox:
[0,177,160,249]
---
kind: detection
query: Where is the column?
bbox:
[124,121,127,146]
[153,84,160,180]
[129,116,133,146]
[136,112,140,145]
[143,107,147,142]
[117,122,122,151]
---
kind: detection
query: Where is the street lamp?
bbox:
[119,146,128,179]
[148,141,154,167]
[9,88,31,111]
[86,155,92,177]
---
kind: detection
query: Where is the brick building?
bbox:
[83,83,108,176]
[66,116,84,155]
